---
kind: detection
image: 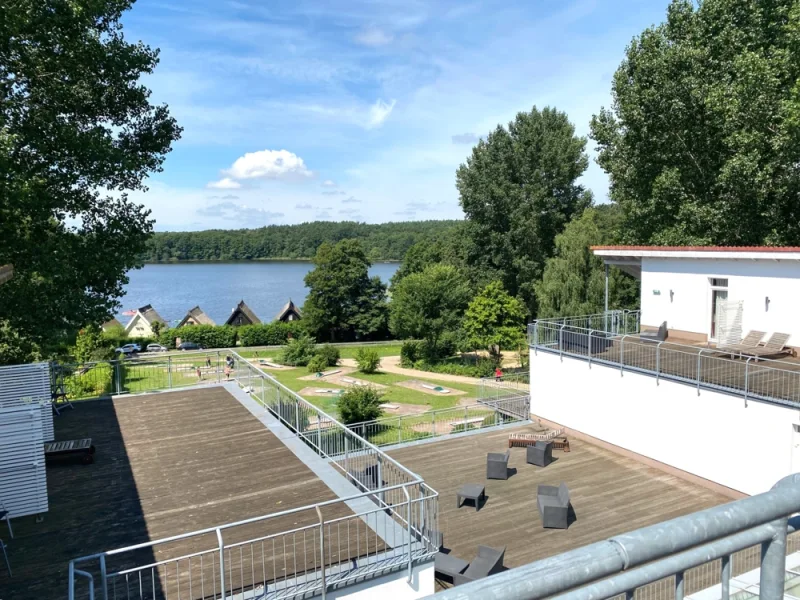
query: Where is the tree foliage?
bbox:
[389,264,471,357]
[456,106,592,316]
[355,347,381,374]
[463,282,527,357]
[591,0,800,245]
[303,240,389,342]
[337,385,384,425]
[145,220,460,262]
[535,208,639,318]
[0,0,181,361]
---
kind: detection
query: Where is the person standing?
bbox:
[495,367,503,382]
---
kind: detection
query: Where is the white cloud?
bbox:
[224,149,313,181]
[355,26,394,47]
[366,99,396,129]
[206,177,242,189]
[321,179,337,187]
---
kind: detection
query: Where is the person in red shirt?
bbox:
[495,367,503,382]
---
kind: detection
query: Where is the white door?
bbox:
[792,425,800,473]
[709,278,729,342]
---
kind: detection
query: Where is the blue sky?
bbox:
[122,0,671,231]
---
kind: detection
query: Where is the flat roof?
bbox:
[592,246,800,261]
[388,425,731,591]
[6,388,356,600]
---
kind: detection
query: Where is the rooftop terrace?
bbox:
[387,425,731,591]
[3,386,386,600]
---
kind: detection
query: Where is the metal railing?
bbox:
[430,474,800,600]
[479,372,530,402]
[51,350,233,400]
[347,395,530,448]
[533,309,642,336]
[67,352,440,600]
[529,319,800,407]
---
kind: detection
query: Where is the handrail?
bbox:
[429,474,800,600]
[529,317,800,407]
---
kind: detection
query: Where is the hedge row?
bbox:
[104,322,306,350]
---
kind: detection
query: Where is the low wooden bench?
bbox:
[508,432,570,452]
[44,439,95,464]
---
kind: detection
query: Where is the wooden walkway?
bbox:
[388,426,731,590]
[1,388,365,600]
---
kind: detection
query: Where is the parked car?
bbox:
[178,341,203,351]
[146,343,168,352]
[114,343,141,355]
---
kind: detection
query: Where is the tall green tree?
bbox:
[591,0,800,245]
[303,240,389,341]
[389,264,471,357]
[0,0,181,362]
[535,208,639,318]
[463,281,527,358]
[456,106,592,316]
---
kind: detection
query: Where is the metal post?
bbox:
[316,506,326,599]
[533,321,538,355]
[295,402,301,434]
[114,361,121,395]
[675,570,684,600]
[696,349,703,396]
[760,517,789,600]
[261,376,265,408]
[398,416,402,444]
[100,555,108,600]
[604,263,609,333]
[344,436,350,474]
[559,324,565,361]
[377,456,384,506]
[217,351,221,383]
[588,330,594,369]
[431,411,436,437]
[217,528,226,600]
[721,554,731,600]
[656,342,663,385]
[464,405,468,428]
[168,356,172,389]
[317,413,323,455]
[744,357,752,407]
[402,486,413,583]
[625,590,633,600]
[620,336,625,376]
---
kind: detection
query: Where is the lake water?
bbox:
[117,262,400,326]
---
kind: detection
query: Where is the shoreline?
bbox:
[142,258,402,265]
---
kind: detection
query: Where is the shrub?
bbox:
[307,354,329,373]
[157,329,176,349]
[237,321,305,347]
[355,347,380,374]
[400,340,423,367]
[315,344,340,367]
[413,357,497,378]
[64,363,114,399]
[338,385,384,425]
[280,333,316,366]
[178,325,237,348]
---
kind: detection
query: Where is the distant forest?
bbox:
[144,220,461,262]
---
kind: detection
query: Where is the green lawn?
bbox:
[248,361,478,415]
[236,342,405,361]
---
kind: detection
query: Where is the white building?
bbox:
[123,304,167,338]
[592,246,800,347]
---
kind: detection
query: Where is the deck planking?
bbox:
[1,387,374,600]
[388,425,732,589]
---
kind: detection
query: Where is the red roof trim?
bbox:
[590,246,800,253]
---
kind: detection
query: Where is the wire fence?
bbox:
[529,320,800,407]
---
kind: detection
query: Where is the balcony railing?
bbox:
[347,394,530,448]
[68,352,439,600]
[528,314,800,407]
[432,474,800,600]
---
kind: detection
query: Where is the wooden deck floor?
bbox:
[388,425,732,589]
[1,387,358,600]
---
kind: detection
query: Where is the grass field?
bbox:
[236,342,404,361]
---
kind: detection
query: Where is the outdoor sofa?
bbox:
[527,440,553,467]
[453,545,506,586]
[537,483,571,529]
[486,450,510,480]
[640,321,668,343]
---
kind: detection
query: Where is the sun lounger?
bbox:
[716,330,766,356]
[739,332,792,360]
